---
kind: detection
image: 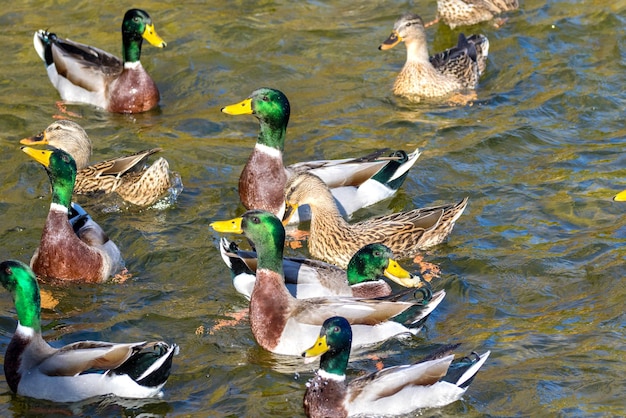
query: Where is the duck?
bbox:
[20,120,175,207]
[221,88,421,223]
[284,172,468,269]
[379,13,489,101]
[302,316,490,418]
[210,210,446,356]
[219,238,425,299]
[21,146,124,283]
[613,190,626,201]
[0,260,177,402]
[33,9,166,113]
[426,0,519,29]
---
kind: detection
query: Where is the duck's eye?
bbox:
[61,154,70,163]
[332,326,340,333]
[4,267,11,275]
[262,96,270,102]
[251,216,261,224]
[406,22,412,27]
[374,250,381,257]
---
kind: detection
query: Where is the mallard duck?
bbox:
[0,260,177,402]
[219,238,424,300]
[221,88,421,223]
[33,9,166,113]
[614,190,626,201]
[22,146,124,282]
[284,172,468,269]
[210,210,446,356]
[427,0,519,29]
[21,120,174,207]
[302,316,490,417]
[379,13,489,101]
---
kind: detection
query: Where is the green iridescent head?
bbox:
[302,316,352,376]
[121,9,166,63]
[22,146,76,209]
[211,210,285,274]
[221,88,290,151]
[0,260,41,331]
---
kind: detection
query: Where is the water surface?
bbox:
[0,0,624,416]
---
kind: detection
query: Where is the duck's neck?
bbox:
[12,286,42,333]
[46,168,74,210]
[122,36,143,64]
[257,121,286,152]
[309,191,351,235]
[254,232,285,276]
[405,39,431,64]
[318,348,349,378]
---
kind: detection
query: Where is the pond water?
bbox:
[0,0,624,416]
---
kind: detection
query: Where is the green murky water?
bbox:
[0,0,624,416]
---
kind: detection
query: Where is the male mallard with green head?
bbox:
[302,316,490,417]
[210,211,445,356]
[219,239,425,299]
[22,146,123,282]
[33,9,166,113]
[222,88,421,223]
[0,260,177,402]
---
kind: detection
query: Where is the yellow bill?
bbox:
[613,190,626,201]
[379,31,402,50]
[384,259,422,288]
[302,334,329,358]
[281,202,298,226]
[210,217,243,233]
[22,146,52,167]
[221,98,253,115]
[143,23,166,48]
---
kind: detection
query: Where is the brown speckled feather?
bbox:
[380,13,488,101]
[436,0,519,29]
[285,172,468,268]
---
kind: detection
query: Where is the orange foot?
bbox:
[112,268,132,283]
[285,228,309,249]
[412,254,440,283]
[367,354,385,371]
[493,17,509,29]
[53,101,82,119]
[209,308,248,335]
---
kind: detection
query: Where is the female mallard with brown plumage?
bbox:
[21,120,175,207]
[284,172,468,269]
[210,211,446,356]
[427,0,519,29]
[379,13,488,101]
[33,9,166,113]
[0,260,177,402]
[22,146,124,283]
[221,88,421,224]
